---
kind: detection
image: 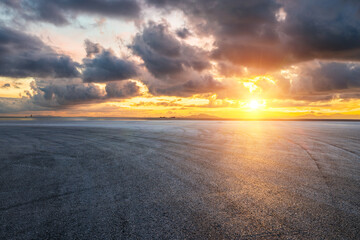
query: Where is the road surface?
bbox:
[0,120,359,239]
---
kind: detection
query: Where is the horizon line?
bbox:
[1,116,360,121]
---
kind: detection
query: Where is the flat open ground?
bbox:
[0,120,359,239]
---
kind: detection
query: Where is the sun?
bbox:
[246,99,266,111]
[249,99,261,110]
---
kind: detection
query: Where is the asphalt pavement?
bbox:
[1,120,359,239]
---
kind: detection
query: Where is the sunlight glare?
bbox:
[249,100,260,109]
[246,99,266,111]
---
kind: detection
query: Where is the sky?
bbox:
[0,0,360,119]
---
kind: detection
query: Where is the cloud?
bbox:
[148,75,223,97]
[29,78,140,108]
[216,62,246,77]
[0,35,141,111]
[105,81,140,98]
[128,22,256,98]
[146,73,248,99]
[145,0,281,69]
[3,0,360,114]
[212,43,288,71]
[146,0,360,72]
[282,0,360,62]
[84,39,103,58]
[291,62,360,94]
[31,82,105,107]
[131,100,182,107]
[1,0,140,25]
[175,28,191,39]
[1,83,11,88]
[82,41,138,83]
[0,24,80,78]
[256,61,360,103]
[146,0,280,37]
[0,97,45,113]
[129,22,228,97]
[130,22,210,80]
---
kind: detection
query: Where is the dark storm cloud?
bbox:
[175,28,191,39]
[146,0,280,36]
[31,82,104,107]
[295,62,360,93]
[144,0,286,72]
[84,39,103,58]
[82,48,138,83]
[146,0,360,70]
[129,22,255,98]
[139,22,181,57]
[0,79,141,112]
[105,81,140,98]
[281,0,360,62]
[311,63,360,92]
[130,22,210,80]
[217,0,360,65]
[129,22,235,97]
[31,79,140,108]
[1,83,11,88]
[0,25,80,78]
[1,0,140,25]
[261,61,360,103]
